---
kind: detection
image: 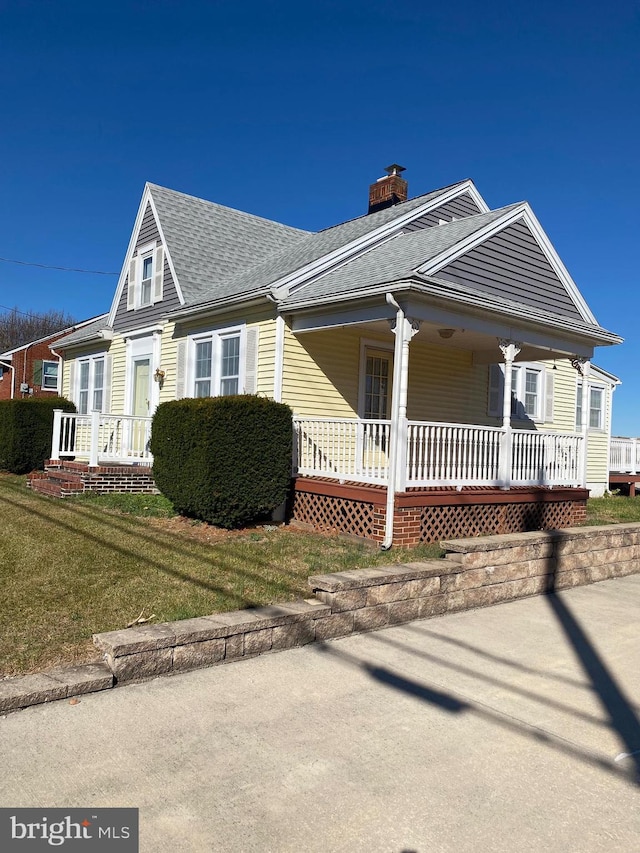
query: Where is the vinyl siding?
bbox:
[437,221,584,321]
[403,192,483,231]
[164,305,277,401]
[113,204,181,334]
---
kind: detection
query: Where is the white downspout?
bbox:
[49,346,63,396]
[0,359,15,399]
[381,293,405,550]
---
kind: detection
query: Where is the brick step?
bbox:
[30,477,84,498]
[44,470,84,484]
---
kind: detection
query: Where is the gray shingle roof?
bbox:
[53,314,110,348]
[156,180,471,310]
[148,184,310,306]
[279,205,520,305]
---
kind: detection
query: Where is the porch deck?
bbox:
[609,437,640,495]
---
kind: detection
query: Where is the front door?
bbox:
[133,357,151,417]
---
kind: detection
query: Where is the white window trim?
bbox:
[125,332,161,416]
[358,338,394,419]
[488,362,546,423]
[577,381,606,432]
[76,355,106,415]
[188,325,246,398]
[41,359,59,392]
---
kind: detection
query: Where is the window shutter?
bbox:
[488,364,503,417]
[175,340,187,399]
[127,257,137,310]
[152,246,164,303]
[244,327,259,394]
[103,355,112,413]
[545,371,554,422]
[33,359,43,386]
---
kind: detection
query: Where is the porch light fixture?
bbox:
[437,328,455,339]
[153,368,166,383]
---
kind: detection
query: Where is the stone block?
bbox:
[417,594,449,619]
[387,598,420,625]
[225,634,244,660]
[172,639,225,672]
[353,605,389,632]
[308,561,445,593]
[93,624,176,657]
[440,558,554,593]
[452,541,555,569]
[243,628,273,656]
[316,588,368,612]
[314,612,354,640]
[408,576,441,598]
[272,620,316,651]
[46,663,114,696]
[366,581,413,606]
[0,674,68,713]
[167,617,229,645]
[106,648,173,682]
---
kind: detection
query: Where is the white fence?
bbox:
[610,437,640,475]
[294,417,584,488]
[52,410,153,466]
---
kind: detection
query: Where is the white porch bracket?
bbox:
[497,338,522,489]
[572,356,591,488]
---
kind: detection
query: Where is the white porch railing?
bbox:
[293,417,391,483]
[52,410,153,466]
[610,437,640,474]
[294,417,584,488]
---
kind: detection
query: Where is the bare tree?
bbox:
[0,307,77,354]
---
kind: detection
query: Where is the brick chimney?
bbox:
[368,164,408,214]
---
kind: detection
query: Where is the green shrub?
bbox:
[150,395,293,528]
[0,397,76,474]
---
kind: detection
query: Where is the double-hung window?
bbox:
[127,243,164,310]
[42,360,59,391]
[489,363,545,421]
[577,383,604,430]
[77,356,105,414]
[140,254,153,307]
[192,329,243,398]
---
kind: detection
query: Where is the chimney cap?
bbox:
[384,164,406,176]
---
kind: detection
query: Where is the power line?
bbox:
[0,304,77,319]
[0,255,118,275]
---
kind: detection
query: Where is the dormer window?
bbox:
[127,243,164,310]
[140,254,153,306]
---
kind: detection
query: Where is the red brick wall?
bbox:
[0,335,68,400]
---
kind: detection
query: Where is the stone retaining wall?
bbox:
[3,523,640,712]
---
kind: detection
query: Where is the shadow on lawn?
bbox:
[0,485,306,611]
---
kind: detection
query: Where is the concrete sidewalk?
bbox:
[1,576,639,852]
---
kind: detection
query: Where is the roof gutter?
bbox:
[165,292,268,322]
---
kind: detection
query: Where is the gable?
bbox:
[113,202,181,333]
[403,192,484,231]
[433,220,585,321]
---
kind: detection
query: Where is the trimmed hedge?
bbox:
[0,397,76,474]
[150,395,293,528]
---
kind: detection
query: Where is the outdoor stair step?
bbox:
[44,470,84,483]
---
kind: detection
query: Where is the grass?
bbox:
[585,493,640,525]
[0,474,441,676]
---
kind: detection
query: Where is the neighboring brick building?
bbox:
[0,317,103,401]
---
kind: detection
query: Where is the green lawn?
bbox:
[584,493,640,525]
[0,474,441,676]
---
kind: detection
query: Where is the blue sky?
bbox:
[1,1,638,432]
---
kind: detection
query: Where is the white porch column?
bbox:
[89,410,100,468]
[572,357,591,488]
[51,409,63,462]
[393,317,420,492]
[382,294,420,549]
[498,339,521,489]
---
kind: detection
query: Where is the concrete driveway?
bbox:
[1,575,639,852]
